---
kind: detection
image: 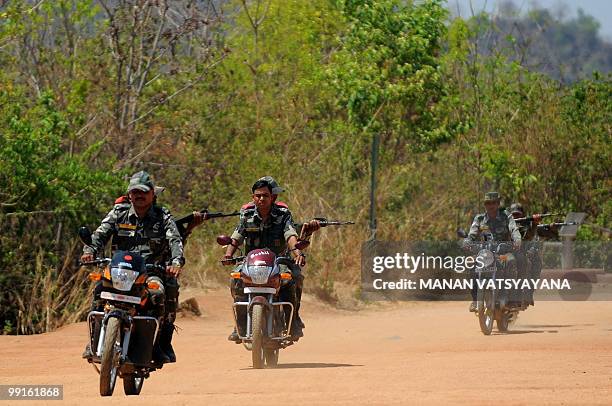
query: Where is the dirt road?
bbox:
[1,289,611,405]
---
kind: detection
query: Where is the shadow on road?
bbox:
[243,363,362,370]
[493,329,557,335]
[520,324,594,328]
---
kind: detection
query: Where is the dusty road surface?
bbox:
[1,289,611,405]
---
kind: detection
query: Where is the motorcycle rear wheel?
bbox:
[478,288,495,336]
[251,305,266,369]
[100,317,121,396]
[496,312,510,332]
[123,374,144,395]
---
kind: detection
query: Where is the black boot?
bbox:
[296,314,305,329]
[152,343,171,364]
[228,328,240,343]
[295,281,305,329]
[82,343,93,359]
[158,322,176,363]
[290,316,304,341]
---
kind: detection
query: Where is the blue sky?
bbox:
[449,0,612,40]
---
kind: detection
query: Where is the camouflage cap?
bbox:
[509,202,524,215]
[154,186,165,196]
[127,171,155,193]
[257,176,285,194]
[484,191,501,202]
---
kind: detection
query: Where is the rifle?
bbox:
[175,209,240,240]
[313,217,355,227]
[537,221,578,229]
[297,217,354,240]
[514,213,561,223]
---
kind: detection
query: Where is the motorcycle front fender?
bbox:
[103,309,131,328]
[248,295,271,312]
[99,309,132,361]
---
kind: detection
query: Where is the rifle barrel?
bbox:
[514,213,561,222]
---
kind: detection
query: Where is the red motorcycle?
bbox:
[217,236,309,369]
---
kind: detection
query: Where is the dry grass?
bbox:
[10,240,92,334]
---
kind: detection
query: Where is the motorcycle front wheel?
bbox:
[251,305,266,369]
[478,288,495,336]
[99,317,121,396]
[264,348,279,367]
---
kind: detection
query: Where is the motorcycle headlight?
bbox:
[246,265,272,284]
[110,267,139,291]
[477,249,495,268]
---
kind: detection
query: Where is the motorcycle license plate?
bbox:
[100,291,141,304]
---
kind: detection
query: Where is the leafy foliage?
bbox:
[329,0,457,151]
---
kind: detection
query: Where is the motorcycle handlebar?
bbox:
[221,256,246,266]
[80,259,168,273]
[275,257,295,267]
[220,255,297,267]
[79,258,111,267]
[145,263,167,272]
[462,240,515,254]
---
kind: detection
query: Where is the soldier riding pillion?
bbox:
[81,171,184,363]
[508,203,568,305]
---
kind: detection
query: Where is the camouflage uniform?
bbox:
[230,203,298,255]
[84,204,184,266]
[467,209,522,243]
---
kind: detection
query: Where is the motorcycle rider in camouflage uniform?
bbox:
[509,203,560,241]
[223,177,319,342]
[465,192,522,312]
[81,171,184,363]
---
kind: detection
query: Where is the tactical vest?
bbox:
[241,206,292,255]
[110,205,170,265]
[476,211,513,241]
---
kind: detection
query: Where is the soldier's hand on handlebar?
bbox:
[221,255,234,266]
[80,253,94,263]
[166,265,182,277]
[293,251,306,267]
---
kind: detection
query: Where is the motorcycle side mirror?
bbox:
[294,240,310,250]
[217,235,233,246]
[78,226,93,246]
[456,228,468,239]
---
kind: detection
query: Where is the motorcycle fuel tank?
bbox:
[245,248,276,267]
